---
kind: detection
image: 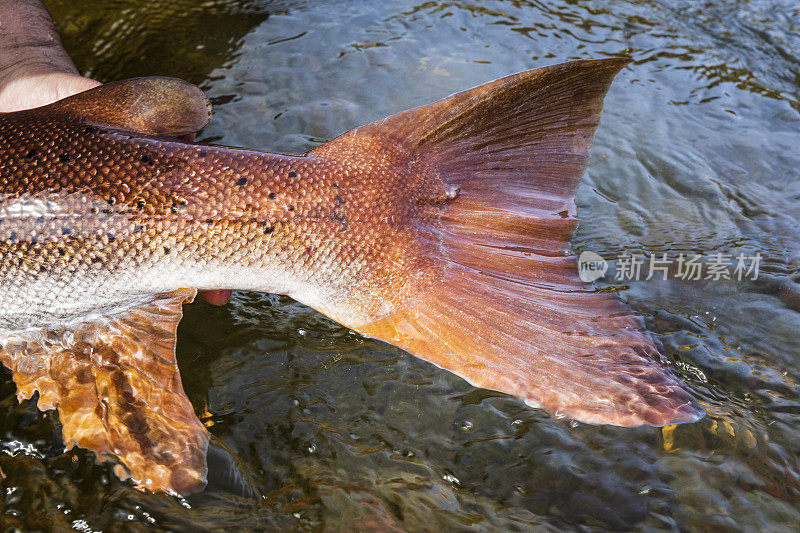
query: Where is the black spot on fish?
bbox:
[288,205,295,211]
[90,207,99,214]
[108,197,116,206]
[164,246,171,254]
[59,153,70,163]
[205,218,214,225]
[237,177,248,186]
[58,247,66,256]
[26,149,37,159]
[36,215,45,224]
[39,265,47,272]
[134,225,143,233]
[107,233,116,242]
[141,153,155,165]
[91,256,102,264]
[84,126,96,134]
[61,228,71,236]
[332,183,341,189]
[199,151,208,158]
[263,225,274,234]
[9,230,17,241]
[137,200,146,210]
[170,202,179,214]
[332,195,348,230]
[288,171,297,178]
[268,192,276,200]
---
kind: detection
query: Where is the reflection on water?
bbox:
[1,0,800,530]
[47,0,276,84]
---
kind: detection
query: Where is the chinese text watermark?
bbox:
[578,251,761,283]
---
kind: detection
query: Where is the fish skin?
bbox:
[0,99,436,332]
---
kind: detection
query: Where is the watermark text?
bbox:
[578,251,761,282]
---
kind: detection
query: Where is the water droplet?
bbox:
[443,473,460,485]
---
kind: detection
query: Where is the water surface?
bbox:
[2,0,800,530]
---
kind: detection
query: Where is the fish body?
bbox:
[0,109,428,331]
[0,60,702,494]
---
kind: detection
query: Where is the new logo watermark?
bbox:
[578,251,608,282]
[578,251,761,282]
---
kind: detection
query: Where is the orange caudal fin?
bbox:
[313,59,702,426]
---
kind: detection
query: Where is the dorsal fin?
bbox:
[49,77,212,135]
[0,289,209,495]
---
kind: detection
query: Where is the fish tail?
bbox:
[308,59,702,426]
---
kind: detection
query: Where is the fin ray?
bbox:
[311,59,702,426]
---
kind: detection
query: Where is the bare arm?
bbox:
[0,0,98,111]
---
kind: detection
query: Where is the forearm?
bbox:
[0,0,78,78]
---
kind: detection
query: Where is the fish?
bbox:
[0,59,702,495]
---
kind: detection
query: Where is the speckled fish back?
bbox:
[0,91,441,331]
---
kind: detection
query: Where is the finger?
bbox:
[199,290,232,306]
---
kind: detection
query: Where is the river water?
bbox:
[2,0,799,530]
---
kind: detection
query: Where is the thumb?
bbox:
[0,71,100,112]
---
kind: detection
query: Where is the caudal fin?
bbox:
[308,59,702,426]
